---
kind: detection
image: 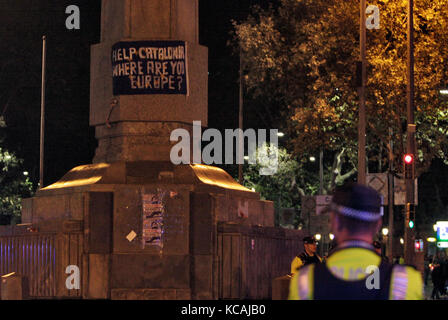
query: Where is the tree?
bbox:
[231,0,448,193]
[241,146,315,227]
[0,118,34,224]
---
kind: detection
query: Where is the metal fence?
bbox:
[0,232,83,298]
[217,223,304,299]
[0,235,56,297]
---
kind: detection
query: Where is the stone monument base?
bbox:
[4,161,277,299]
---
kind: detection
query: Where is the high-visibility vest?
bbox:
[291,252,322,274]
[290,246,423,300]
[301,261,393,299]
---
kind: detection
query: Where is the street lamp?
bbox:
[382,228,389,236]
[329,233,335,240]
[315,233,322,241]
[309,156,316,162]
[277,132,285,137]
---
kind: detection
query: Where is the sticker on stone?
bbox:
[142,192,166,249]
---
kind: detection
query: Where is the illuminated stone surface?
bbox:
[0,1,296,301]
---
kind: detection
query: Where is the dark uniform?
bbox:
[312,242,393,300]
[290,236,322,274]
[298,251,322,266]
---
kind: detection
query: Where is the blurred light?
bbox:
[382,228,389,236]
[251,188,255,192]
[404,154,413,164]
[23,171,29,176]
[329,233,335,240]
[414,241,421,250]
[440,89,448,95]
[400,238,404,245]
[315,233,321,241]
[309,156,316,162]
[277,132,285,137]
[434,224,438,232]
[243,156,249,161]
[427,237,436,243]
[409,220,414,229]
[5,155,11,160]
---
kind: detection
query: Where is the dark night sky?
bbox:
[0,0,447,225]
[0,0,273,186]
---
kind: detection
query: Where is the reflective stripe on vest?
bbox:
[390,265,408,300]
[297,264,311,300]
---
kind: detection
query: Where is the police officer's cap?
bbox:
[303,236,316,244]
[328,183,383,222]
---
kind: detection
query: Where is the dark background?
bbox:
[0,0,446,225]
[0,0,274,186]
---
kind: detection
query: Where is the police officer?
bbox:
[290,236,322,274]
[289,183,423,300]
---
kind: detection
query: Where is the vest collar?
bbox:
[333,240,375,252]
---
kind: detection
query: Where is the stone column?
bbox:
[90,0,207,163]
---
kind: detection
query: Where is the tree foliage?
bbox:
[232,0,448,181]
[0,118,34,224]
[242,146,316,227]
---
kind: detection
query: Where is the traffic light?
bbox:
[414,240,420,250]
[403,153,415,179]
[414,239,423,252]
[406,202,415,229]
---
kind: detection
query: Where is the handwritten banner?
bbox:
[112,41,188,95]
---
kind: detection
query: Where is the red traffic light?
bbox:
[404,154,414,164]
[414,239,423,252]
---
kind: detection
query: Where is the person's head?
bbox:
[327,183,383,244]
[303,236,317,255]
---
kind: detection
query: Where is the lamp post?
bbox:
[315,233,322,256]
[388,127,395,262]
[40,35,47,189]
[238,46,244,185]
[382,227,389,257]
[404,0,416,265]
[357,0,367,185]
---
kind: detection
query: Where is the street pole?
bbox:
[404,0,415,265]
[358,0,367,185]
[388,128,394,262]
[238,46,244,185]
[40,35,47,190]
[319,148,324,194]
